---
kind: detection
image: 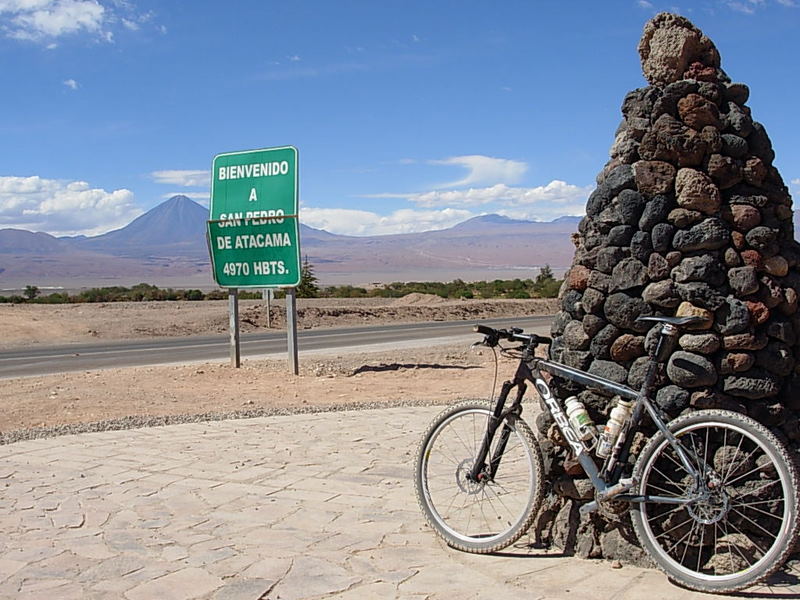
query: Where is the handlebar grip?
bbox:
[473,324,497,336]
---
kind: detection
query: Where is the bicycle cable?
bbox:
[488,344,499,404]
[488,343,525,402]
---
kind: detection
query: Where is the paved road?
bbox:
[0,316,552,378]
[3,405,795,600]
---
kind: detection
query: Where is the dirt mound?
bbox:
[391,293,452,306]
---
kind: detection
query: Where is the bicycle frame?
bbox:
[470,331,705,514]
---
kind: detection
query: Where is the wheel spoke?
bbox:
[721,433,745,484]
[732,502,785,522]
[724,517,767,561]
[429,439,465,468]
[645,479,689,497]
[738,478,780,499]
[661,444,693,474]
[651,462,691,488]
[724,456,772,488]
[679,518,700,566]
[450,420,480,461]
[695,517,706,573]
[664,526,695,556]
[654,514,696,540]
[729,507,778,544]
[646,503,687,523]
[729,497,784,511]
[719,518,753,574]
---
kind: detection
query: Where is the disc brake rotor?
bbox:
[456,458,484,495]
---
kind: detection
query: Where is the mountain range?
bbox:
[0,195,581,288]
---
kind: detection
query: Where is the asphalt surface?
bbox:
[0,316,552,378]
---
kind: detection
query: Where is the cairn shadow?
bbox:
[351,363,482,375]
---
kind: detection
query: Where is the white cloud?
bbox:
[150,169,210,187]
[0,0,106,41]
[409,180,591,212]
[301,206,474,236]
[431,155,528,188]
[63,78,78,90]
[726,0,778,13]
[0,175,141,235]
[0,1,158,43]
[637,0,654,8]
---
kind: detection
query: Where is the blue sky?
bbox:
[0,0,798,237]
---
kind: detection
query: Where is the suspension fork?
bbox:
[489,383,526,479]
[468,379,525,482]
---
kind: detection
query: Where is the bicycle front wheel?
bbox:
[631,409,799,593]
[414,400,544,553]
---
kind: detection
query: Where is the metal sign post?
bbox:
[262,288,272,328]
[229,288,240,367]
[286,287,299,375]
[206,146,301,372]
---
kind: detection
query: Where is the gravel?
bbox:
[0,397,472,445]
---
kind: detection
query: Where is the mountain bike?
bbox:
[414,316,799,593]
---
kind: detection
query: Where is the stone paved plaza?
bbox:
[0,406,797,599]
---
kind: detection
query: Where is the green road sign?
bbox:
[208,146,301,288]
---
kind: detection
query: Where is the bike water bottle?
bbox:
[596,397,634,458]
[564,396,595,441]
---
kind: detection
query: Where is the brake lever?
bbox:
[471,334,497,348]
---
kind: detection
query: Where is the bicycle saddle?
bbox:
[635,315,709,327]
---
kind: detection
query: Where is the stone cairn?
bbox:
[535,13,799,563]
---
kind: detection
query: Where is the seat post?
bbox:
[653,323,679,364]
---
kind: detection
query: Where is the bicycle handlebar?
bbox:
[473,324,551,347]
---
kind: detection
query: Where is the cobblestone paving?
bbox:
[0,407,796,599]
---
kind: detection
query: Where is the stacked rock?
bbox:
[536,13,799,562]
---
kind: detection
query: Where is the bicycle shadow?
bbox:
[488,545,569,559]
[715,565,800,599]
[488,542,800,598]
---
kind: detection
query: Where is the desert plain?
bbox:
[0,295,557,440]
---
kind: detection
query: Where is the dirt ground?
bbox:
[0,294,558,349]
[0,295,555,437]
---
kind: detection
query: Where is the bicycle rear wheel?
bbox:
[631,409,799,593]
[414,400,544,553]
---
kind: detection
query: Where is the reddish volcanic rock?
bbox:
[746,300,770,325]
[566,265,591,291]
[678,93,721,130]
